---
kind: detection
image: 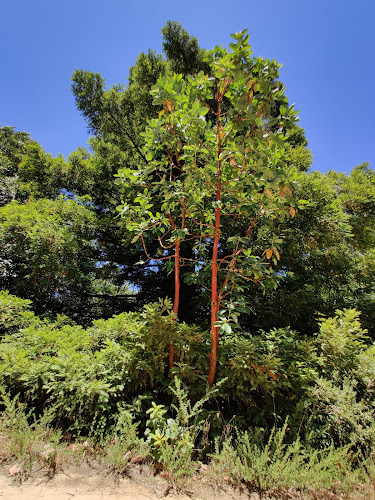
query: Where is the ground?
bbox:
[0,463,254,500]
[1,460,372,499]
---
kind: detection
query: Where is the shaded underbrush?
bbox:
[1,290,375,497]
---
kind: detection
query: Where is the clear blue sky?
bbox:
[1,0,374,173]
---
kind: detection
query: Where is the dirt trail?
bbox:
[0,473,190,499]
[0,468,250,500]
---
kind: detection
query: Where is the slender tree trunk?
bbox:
[169,239,180,369]
[208,97,223,386]
[208,204,221,386]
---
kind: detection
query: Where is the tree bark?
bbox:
[169,239,180,369]
[208,204,221,386]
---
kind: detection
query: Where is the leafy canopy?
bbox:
[117,29,302,314]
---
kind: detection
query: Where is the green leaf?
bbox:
[221,323,232,334]
[198,107,209,116]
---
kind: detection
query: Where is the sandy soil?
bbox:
[0,473,176,500]
[0,465,252,500]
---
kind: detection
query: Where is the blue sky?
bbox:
[1,0,374,173]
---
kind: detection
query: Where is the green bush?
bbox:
[0,290,42,336]
[0,298,207,434]
[358,344,375,394]
[144,378,219,484]
[1,292,374,477]
[210,420,357,494]
[317,308,368,375]
[100,405,150,471]
[304,377,375,450]
[0,387,62,473]
[213,328,319,429]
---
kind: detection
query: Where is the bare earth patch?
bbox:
[0,464,253,500]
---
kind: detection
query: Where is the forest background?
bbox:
[1,4,375,497]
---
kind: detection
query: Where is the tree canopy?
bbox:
[0,21,373,339]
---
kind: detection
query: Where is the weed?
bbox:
[144,377,221,486]
[101,405,149,471]
[210,419,359,495]
[0,387,62,475]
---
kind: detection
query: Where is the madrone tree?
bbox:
[117,30,303,384]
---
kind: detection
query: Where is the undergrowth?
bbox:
[0,387,61,475]
[209,419,358,495]
[1,292,375,496]
[1,383,374,498]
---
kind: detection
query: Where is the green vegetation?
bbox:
[1,291,375,495]
[1,22,375,497]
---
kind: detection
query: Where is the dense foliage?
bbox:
[1,22,375,495]
[1,291,374,447]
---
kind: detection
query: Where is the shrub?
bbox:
[358,344,375,396]
[303,377,375,450]
[1,293,374,470]
[317,309,368,376]
[213,328,319,430]
[210,420,356,494]
[0,387,62,474]
[0,290,42,336]
[144,378,219,484]
[0,298,207,434]
[100,405,150,471]
[292,310,375,450]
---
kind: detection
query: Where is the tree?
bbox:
[2,37,180,322]
[0,197,98,319]
[67,22,213,322]
[0,125,67,205]
[0,126,32,206]
[69,22,312,329]
[247,165,375,338]
[117,30,302,384]
[0,24,322,335]
[161,21,209,76]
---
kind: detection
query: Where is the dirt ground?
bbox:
[2,462,371,500]
[0,464,253,500]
